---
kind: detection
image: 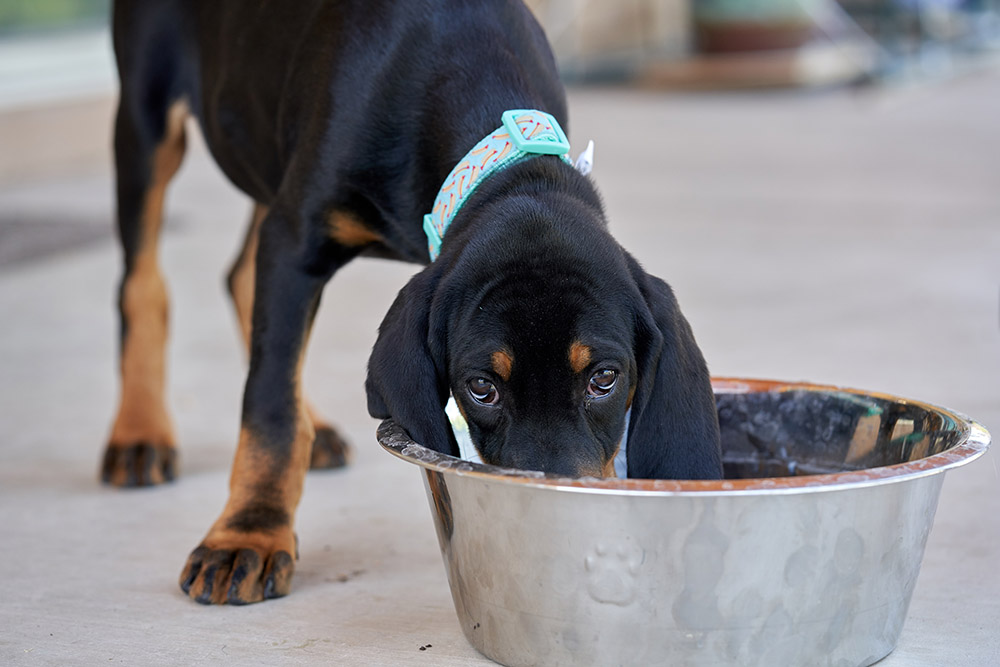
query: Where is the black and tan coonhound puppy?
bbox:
[103,0,722,605]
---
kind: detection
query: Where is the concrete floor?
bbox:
[1,73,998,665]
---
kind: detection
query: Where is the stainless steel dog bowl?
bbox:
[377,378,990,667]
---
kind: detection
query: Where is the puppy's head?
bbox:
[443,262,636,478]
[367,188,721,480]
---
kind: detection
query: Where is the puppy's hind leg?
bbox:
[225,203,352,470]
[102,95,188,487]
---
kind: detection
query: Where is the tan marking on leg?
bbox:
[214,416,314,541]
[109,100,189,464]
[328,210,381,247]
[109,260,173,449]
[203,354,314,546]
[491,349,513,382]
[569,341,592,374]
[227,203,268,356]
[236,327,314,521]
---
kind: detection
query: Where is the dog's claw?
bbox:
[179,546,208,594]
[179,540,295,605]
[101,442,176,487]
[263,551,294,600]
[225,549,263,605]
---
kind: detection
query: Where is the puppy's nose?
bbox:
[502,439,606,478]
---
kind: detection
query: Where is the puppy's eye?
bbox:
[587,369,617,398]
[468,377,499,405]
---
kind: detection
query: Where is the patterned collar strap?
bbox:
[423,109,572,261]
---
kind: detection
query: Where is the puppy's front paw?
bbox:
[101,442,176,487]
[179,529,297,605]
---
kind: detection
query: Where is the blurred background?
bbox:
[531,0,1000,85]
[0,0,997,267]
[1,1,998,665]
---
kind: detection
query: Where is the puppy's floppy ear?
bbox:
[626,257,722,480]
[366,266,458,456]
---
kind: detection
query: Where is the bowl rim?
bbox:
[377,377,991,496]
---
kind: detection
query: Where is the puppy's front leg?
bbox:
[179,211,329,605]
[226,203,352,471]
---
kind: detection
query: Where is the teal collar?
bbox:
[422,109,572,261]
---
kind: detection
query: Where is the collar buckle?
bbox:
[501,109,570,156]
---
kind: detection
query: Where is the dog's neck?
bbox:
[437,154,609,270]
[424,110,574,261]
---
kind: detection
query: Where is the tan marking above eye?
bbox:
[491,350,513,382]
[569,341,592,374]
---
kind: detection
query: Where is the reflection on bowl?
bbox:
[378,378,990,667]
